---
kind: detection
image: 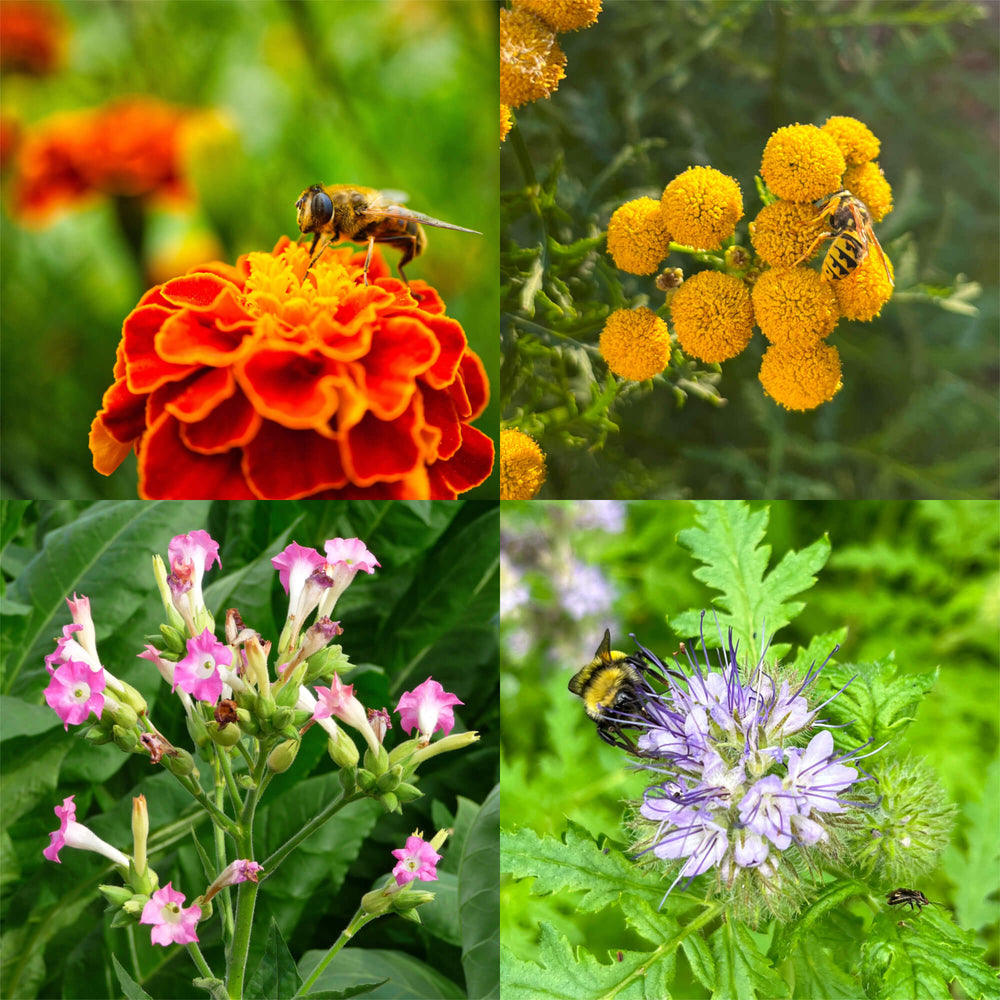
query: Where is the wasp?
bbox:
[794,189,893,286]
[295,184,480,285]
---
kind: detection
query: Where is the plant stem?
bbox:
[218,746,244,814]
[187,940,217,981]
[212,753,235,941]
[261,788,359,875]
[293,909,377,998]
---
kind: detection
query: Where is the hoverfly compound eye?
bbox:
[309,190,333,227]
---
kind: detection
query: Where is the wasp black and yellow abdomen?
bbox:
[822,230,868,280]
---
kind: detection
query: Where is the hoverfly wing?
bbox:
[359,203,482,235]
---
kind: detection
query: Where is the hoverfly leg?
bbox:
[306,233,332,274]
[362,236,376,286]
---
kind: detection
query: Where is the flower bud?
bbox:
[356,768,377,793]
[272,706,294,730]
[236,707,258,735]
[113,725,139,753]
[85,724,113,746]
[255,692,276,721]
[388,737,421,767]
[395,782,423,804]
[208,720,242,747]
[303,644,350,684]
[379,792,399,813]
[159,623,187,655]
[99,884,133,907]
[376,765,403,794]
[364,744,390,777]
[163,748,196,777]
[116,680,148,717]
[132,795,149,877]
[123,894,149,916]
[152,554,187,633]
[267,739,300,773]
[186,711,211,747]
[244,635,271,697]
[275,678,302,707]
[393,887,436,912]
[408,730,479,767]
[328,729,360,768]
[107,701,138,730]
[361,882,394,916]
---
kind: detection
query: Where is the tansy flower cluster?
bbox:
[601,116,894,411]
[39,529,477,955]
[11,96,191,226]
[499,0,601,143]
[499,427,547,499]
[89,236,493,499]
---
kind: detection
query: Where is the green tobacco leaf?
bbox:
[819,657,938,749]
[301,988,386,1000]
[0,731,69,829]
[112,954,154,1000]
[459,784,499,1000]
[298,947,462,1000]
[673,501,830,664]
[861,907,998,1000]
[501,822,663,912]
[246,917,302,1000]
[0,693,62,740]
[710,919,790,1000]
[501,922,675,1000]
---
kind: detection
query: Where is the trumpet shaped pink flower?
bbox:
[44,657,106,730]
[140,882,201,946]
[313,673,379,753]
[43,795,130,867]
[317,537,380,617]
[173,628,231,704]
[391,835,442,885]
[396,677,464,740]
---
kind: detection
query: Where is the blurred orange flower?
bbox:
[90,237,494,500]
[13,97,190,224]
[0,0,66,75]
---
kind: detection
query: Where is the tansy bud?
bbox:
[328,729,360,768]
[113,725,139,753]
[267,738,300,773]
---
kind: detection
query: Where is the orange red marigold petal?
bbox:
[163,365,235,422]
[123,304,199,393]
[154,309,256,368]
[362,316,439,419]
[429,425,494,496]
[179,393,261,453]
[342,401,423,486]
[458,351,489,420]
[89,412,137,476]
[420,314,467,389]
[243,423,348,499]
[237,343,342,428]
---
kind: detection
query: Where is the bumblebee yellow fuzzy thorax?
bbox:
[569,630,642,722]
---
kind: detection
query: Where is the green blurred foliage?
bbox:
[1,0,499,499]
[1,499,499,999]
[500,500,999,971]
[501,1,998,499]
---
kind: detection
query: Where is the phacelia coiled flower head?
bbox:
[620,620,877,924]
[89,237,492,499]
[599,306,671,380]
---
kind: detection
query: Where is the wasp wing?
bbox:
[358,203,481,235]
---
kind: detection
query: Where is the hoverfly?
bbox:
[295,184,480,285]
[794,189,893,286]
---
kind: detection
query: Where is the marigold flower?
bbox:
[13,97,190,225]
[843,161,893,223]
[89,237,492,499]
[391,834,442,885]
[396,678,464,741]
[606,197,672,275]
[670,271,753,363]
[499,7,566,108]
[512,0,602,32]
[500,104,513,143]
[750,200,821,268]
[599,307,671,380]
[829,247,894,322]
[140,883,201,946]
[751,267,839,346]
[660,166,743,251]
[760,124,846,203]
[759,340,843,411]
[0,0,66,75]
[821,115,880,166]
[499,428,546,500]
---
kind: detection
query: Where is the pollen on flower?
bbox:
[88,237,493,500]
[821,115,881,166]
[599,307,671,380]
[759,340,843,411]
[512,0,602,32]
[500,104,513,143]
[500,7,566,108]
[751,267,840,346]
[669,271,754,363]
[500,428,546,500]
[760,123,846,203]
[606,197,672,275]
[660,166,744,251]
[843,161,893,222]
[829,247,894,321]
[750,199,822,268]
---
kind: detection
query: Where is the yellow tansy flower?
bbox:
[750,199,824,268]
[660,166,744,251]
[512,0,602,32]
[830,246,894,321]
[669,270,754,363]
[599,307,671,380]
[500,7,566,109]
[607,197,672,275]
[760,124,846,203]
[759,341,843,411]
[843,161,893,222]
[500,104,513,143]
[500,428,547,499]
[751,267,839,346]
[822,115,880,166]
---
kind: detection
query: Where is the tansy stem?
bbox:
[293,908,377,999]
[261,789,359,874]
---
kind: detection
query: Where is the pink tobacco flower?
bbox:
[391,835,442,885]
[43,795,130,867]
[173,627,231,704]
[317,537,380,617]
[167,530,221,627]
[272,542,326,606]
[203,859,265,903]
[396,678,464,740]
[44,657,106,730]
[65,593,97,660]
[140,882,201,946]
[313,673,379,753]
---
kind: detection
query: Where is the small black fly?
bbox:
[886,888,934,913]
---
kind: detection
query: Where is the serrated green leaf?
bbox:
[710,920,790,1000]
[459,784,499,999]
[681,930,716,992]
[672,501,829,664]
[769,879,870,962]
[297,947,462,999]
[112,954,154,1000]
[786,936,861,999]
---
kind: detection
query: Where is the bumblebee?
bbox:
[886,888,935,913]
[794,189,893,286]
[295,183,480,285]
[569,629,675,751]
